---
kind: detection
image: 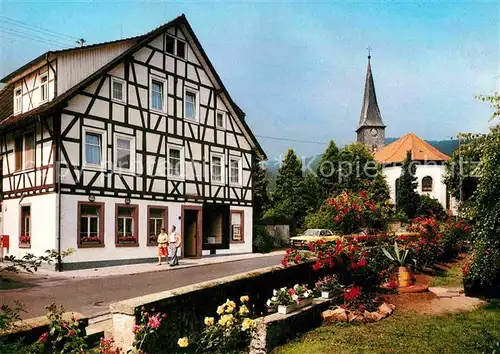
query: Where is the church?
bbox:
[355,54,454,213]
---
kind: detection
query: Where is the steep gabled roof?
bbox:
[0,14,266,159]
[374,133,450,164]
[356,56,385,132]
[1,35,145,84]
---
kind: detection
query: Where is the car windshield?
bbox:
[303,229,321,236]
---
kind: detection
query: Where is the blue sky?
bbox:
[1,1,498,160]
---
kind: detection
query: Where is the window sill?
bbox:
[83,164,106,172]
[111,98,126,105]
[19,243,31,249]
[113,168,137,176]
[230,240,245,244]
[229,183,243,188]
[115,243,140,248]
[184,117,200,124]
[147,242,159,247]
[167,175,185,182]
[211,181,225,186]
[13,168,35,176]
[78,243,105,249]
[150,108,166,114]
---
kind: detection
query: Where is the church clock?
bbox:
[370,128,378,137]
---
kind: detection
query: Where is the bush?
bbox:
[252,225,283,253]
[417,195,447,220]
[439,218,471,260]
[463,238,500,297]
[304,203,337,230]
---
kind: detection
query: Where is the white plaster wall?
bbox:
[1,193,57,258]
[59,195,253,263]
[382,164,449,209]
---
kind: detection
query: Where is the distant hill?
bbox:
[385,138,459,156]
[264,139,459,191]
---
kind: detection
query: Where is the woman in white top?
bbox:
[169,225,181,266]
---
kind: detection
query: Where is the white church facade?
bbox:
[0,15,266,270]
[355,56,454,213]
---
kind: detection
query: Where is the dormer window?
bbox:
[165,35,186,59]
[40,73,48,102]
[14,88,22,113]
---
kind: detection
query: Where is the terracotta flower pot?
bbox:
[397,266,413,287]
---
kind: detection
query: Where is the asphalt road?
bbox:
[1,255,283,318]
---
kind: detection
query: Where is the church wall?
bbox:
[382,164,453,213]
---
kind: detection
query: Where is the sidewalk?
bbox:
[33,250,285,279]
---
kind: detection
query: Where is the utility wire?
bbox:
[0,15,79,42]
[0,27,74,48]
[0,28,67,48]
[255,134,328,145]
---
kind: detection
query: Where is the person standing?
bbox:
[169,225,181,266]
[156,228,168,265]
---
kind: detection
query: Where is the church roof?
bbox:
[374,133,450,164]
[356,57,385,132]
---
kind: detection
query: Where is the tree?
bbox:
[265,149,306,229]
[303,171,323,213]
[462,93,500,296]
[316,140,340,198]
[396,150,420,219]
[369,167,391,204]
[251,155,269,221]
[337,142,377,193]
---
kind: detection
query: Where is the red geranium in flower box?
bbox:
[19,235,31,244]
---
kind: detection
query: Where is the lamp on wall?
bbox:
[125,197,131,205]
[88,195,96,202]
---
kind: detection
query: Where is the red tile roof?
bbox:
[374,133,450,164]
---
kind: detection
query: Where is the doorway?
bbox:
[182,206,202,258]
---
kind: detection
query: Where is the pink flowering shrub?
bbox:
[132,307,167,352]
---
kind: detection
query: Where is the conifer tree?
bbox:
[369,167,391,204]
[396,150,420,218]
[266,149,306,228]
[316,140,340,198]
[251,156,269,221]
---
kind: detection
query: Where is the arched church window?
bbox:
[422,176,433,192]
[372,144,378,152]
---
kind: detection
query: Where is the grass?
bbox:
[429,257,467,288]
[272,306,500,354]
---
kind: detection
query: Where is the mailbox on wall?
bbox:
[1,235,9,249]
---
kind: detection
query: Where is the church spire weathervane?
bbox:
[367,46,372,60]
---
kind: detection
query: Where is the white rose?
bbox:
[292,294,299,301]
[273,289,278,296]
[266,299,271,307]
[293,284,299,290]
[271,296,277,302]
[303,292,310,298]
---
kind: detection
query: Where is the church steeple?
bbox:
[356,53,386,152]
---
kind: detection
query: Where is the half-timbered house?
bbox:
[0,14,266,270]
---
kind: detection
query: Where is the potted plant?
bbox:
[266,285,313,315]
[382,242,416,287]
[81,235,101,245]
[19,235,31,247]
[314,274,343,299]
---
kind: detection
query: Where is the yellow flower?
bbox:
[204,317,215,326]
[177,337,189,348]
[241,318,255,331]
[239,305,249,316]
[225,300,236,313]
[240,295,250,303]
[216,305,225,315]
[218,314,234,327]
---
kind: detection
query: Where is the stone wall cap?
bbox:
[0,312,87,336]
[110,265,284,315]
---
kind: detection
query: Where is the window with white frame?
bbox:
[229,157,241,185]
[24,132,35,170]
[111,77,126,103]
[84,129,106,167]
[114,134,135,172]
[165,35,186,59]
[150,78,165,112]
[211,154,224,183]
[40,73,48,102]
[216,111,225,129]
[167,146,184,178]
[14,88,22,113]
[185,90,198,121]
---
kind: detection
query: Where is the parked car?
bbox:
[290,229,341,249]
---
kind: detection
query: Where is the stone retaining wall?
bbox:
[0,312,88,345]
[111,262,322,351]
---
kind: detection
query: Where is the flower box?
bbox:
[321,290,341,299]
[277,298,313,315]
